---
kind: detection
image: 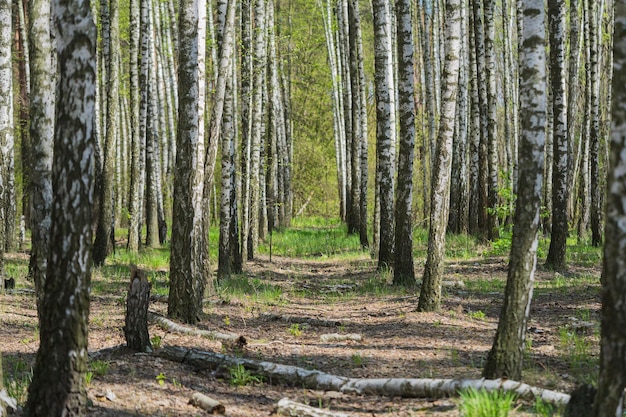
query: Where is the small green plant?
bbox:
[224,316,231,326]
[229,364,262,386]
[156,372,167,386]
[351,353,364,367]
[89,360,109,377]
[469,310,486,321]
[533,397,557,417]
[458,387,516,417]
[288,323,303,337]
[151,335,162,350]
[172,378,182,389]
[85,371,94,385]
[3,360,33,406]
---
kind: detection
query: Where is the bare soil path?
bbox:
[1,252,601,416]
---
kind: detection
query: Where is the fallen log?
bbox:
[148,312,246,345]
[276,398,350,417]
[156,346,570,406]
[189,392,225,414]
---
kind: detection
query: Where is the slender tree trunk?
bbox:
[483,0,546,380]
[545,0,569,270]
[393,0,416,286]
[24,0,97,412]
[247,0,267,260]
[240,0,252,263]
[592,6,625,415]
[418,0,461,312]
[484,0,499,240]
[28,0,54,318]
[372,0,396,268]
[589,0,603,246]
[448,0,469,235]
[126,0,141,252]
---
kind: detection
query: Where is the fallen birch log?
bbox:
[156,346,570,406]
[276,398,350,417]
[320,334,362,343]
[189,392,225,414]
[261,313,343,328]
[148,312,246,344]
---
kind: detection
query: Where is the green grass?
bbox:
[258,223,364,258]
[558,327,598,384]
[216,275,284,305]
[457,387,516,417]
[3,358,32,407]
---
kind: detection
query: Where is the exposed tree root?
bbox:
[148,311,246,345]
[156,346,571,406]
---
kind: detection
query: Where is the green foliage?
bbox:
[229,364,263,386]
[457,388,516,417]
[258,223,364,258]
[150,335,162,350]
[288,323,303,337]
[468,310,486,321]
[558,327,597,384]
[217,275,284,306]
[3,359,32,406]
[351,353,364,367]
[85,371,94,385]
[156,372,167,386]
[533,397,560,417]
[89,360,109,377]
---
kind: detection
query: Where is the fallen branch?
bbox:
[261,313,343,328]
[276,398,350,417]
[148,312,246,344]
[189,392,225,414]
[320,334,362,343]
[156,346,570,406]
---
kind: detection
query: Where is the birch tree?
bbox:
[545,0,570,270]
[372,0,395,268]
[127,0,142,252]
[93,0,120,265]
[0,0,13,258]
[418,0,461,312]
[592,5,626,414]
[168,0,205,324]
[589,0,603,246]
[24,0,97,411]
[483,0,546,380]
[393,0,416,286]
[28,0,54,316]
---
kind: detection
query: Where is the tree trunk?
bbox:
[93,0,119,266]
[372,0,396,269]
[168,0,205,325]
[483,0,546,380]
[545,0,570,271]
[484,0,499,240]
[592,4,625,415]
[126,0,141,252]
[393,0,416,286]
[28,0,54,318]
[24,1,97,412]
[588,0,603,247]
[124,266,151,352]
[418,0,461,312]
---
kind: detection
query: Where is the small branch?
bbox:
[189,392,225,414]
[320,333,362,342]
[148,312,246,344]
[276,398,350,417]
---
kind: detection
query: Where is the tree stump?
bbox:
[124,265,151,351]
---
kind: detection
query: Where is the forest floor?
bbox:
[1,244,601,416]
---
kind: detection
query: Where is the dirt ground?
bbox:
[1,252,601,416]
